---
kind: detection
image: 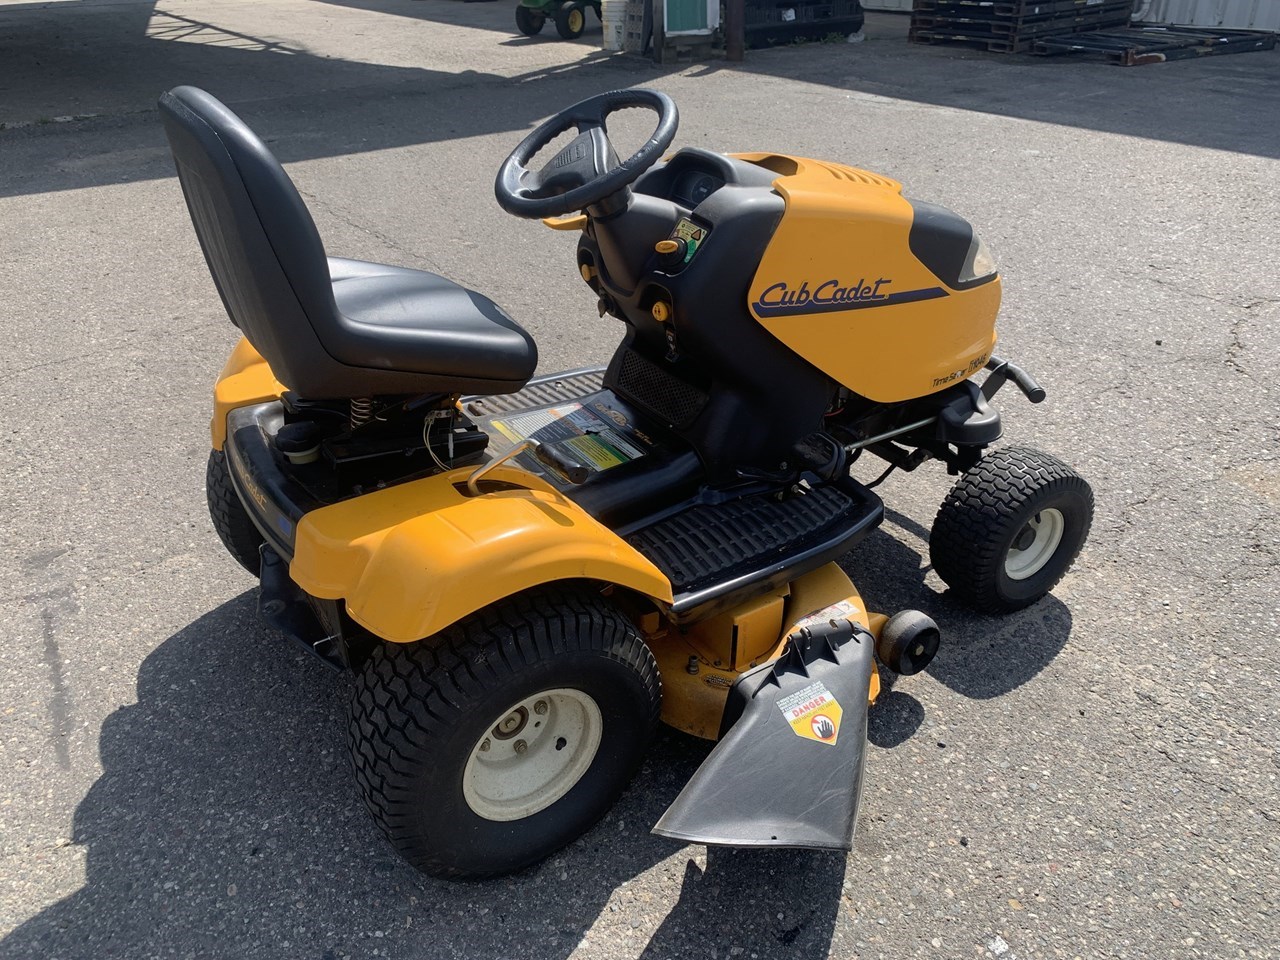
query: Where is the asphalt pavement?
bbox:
[1,2,1277,958]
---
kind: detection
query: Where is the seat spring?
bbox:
[350,397,373,428]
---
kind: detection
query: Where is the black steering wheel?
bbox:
[494,89,678,220]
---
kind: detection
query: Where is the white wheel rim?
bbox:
[1004,508,1065,581]
[462,688,602,822]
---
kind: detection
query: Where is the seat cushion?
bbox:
[325,257,537,392]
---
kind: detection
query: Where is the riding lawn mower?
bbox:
[159,86,1094,879]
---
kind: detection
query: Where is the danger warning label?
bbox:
[776,680,843,746]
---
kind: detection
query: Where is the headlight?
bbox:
[959,235,997,284]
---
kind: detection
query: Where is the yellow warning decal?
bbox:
[777,680,843,746]
[562,433,628,470]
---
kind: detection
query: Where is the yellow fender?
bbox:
[211,338,285,450]
[210,337,672,642]
[289,465,674,643]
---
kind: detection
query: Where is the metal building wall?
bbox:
[1133,0,1280,29]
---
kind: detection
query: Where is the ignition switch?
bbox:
[654,238,687,269]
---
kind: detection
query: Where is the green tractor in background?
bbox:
[516,0,601,39]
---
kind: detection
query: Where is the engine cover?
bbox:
[737,153,1000,404]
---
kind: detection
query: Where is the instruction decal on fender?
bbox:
[492,403,645,476]
[776,681,843,746]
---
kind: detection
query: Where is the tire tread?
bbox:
[205,449,264,576]
[930,445,1092,613]
[348,584,659,879]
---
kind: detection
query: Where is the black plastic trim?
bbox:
[907,198,997,292]
[223,403,325,561]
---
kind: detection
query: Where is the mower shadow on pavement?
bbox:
[639,847,847,959]
[843,517,1074,702]
[0,593,852,960]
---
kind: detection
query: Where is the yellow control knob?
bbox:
[652,301,671,323]
[655,239,680,255]
[580,263,596,283]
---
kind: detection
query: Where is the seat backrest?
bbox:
[158,86,338,394]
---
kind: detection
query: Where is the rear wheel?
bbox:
[347,585,661,878]
[515,4,545,35]
[555,1,587,39]
[206,449,263,576]
[929,446,1093,613]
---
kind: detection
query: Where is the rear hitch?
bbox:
[258,546,343,672]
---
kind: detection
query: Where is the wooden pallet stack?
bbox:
[910,0,1134,53]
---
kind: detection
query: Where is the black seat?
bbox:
[158,86,537,399]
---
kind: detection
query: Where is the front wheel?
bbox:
[555,1,587,39]
[929,446,1093,613]
[515,4,545,35]
[347,585,661,879]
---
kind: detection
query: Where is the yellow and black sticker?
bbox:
[776,680,843,746]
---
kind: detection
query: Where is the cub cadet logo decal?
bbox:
[752,278,947,318]
[239,469,269,514]
[777,681,844,746]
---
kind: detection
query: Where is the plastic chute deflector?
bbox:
[652,620,874,850]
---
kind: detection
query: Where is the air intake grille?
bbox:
[814,160,900,191]
[616,350,708,428]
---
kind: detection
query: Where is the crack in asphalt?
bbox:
[1225,312,1252,379]
[0,319,218,387]
[1131,721,1278,826]
[12,586,80,771]
[294,187,446,276]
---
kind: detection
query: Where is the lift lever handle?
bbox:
[983,355,1046,404]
